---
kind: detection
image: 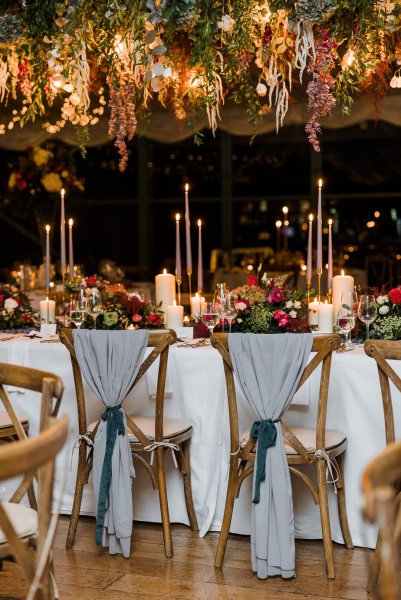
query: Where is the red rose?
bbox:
[389,288,401,304]
[247,275,258,286]
[16,178,28,191]
[14,297,21,306]
[0,295,3,302]
[146,314,162,325]
[86,276,97,287]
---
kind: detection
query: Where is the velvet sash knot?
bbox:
[250,419,278,504]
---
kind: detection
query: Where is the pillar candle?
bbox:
[332,270,354,324]
[327,218,333,293]
[184,183,192,274]
[155,269,175,322]
[39,297,56,324]
[307,214,313,284]
[68,218,74,277]
[167,300,184,330]
[318,300,333,333]
[60,188,66,273]
[45,224,51,291]
[197,219,203,293]
[308,297,319,327]
[190,292,205,320]
[175,213,182,280]
[317,179,322,274]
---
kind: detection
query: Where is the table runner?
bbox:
[228,332,313,579]
[73,329,149,558]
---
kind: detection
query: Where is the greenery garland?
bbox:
[0,0,400,169]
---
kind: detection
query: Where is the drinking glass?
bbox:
[87,288,103,329]
[70,296,87,329]
[221,293,237,333]
[358,294,377,341]
[337,291,357,348]
[201,302,220,334]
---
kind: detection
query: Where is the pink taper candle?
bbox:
[328,218,333,292]
[307,214,313,284]
[60,188,66,273]
[68,219,74,276]
[175,213,182,279]
[197,219,203,293]
[317,179,323,274]
[184,183,192,274]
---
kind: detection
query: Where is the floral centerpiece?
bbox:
[64,274,108,296]
[370,287,401,340]
[97,285,164,330]
[218,275,311,334]
[0,284,37,330]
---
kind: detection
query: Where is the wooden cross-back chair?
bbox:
[210,333,353,579]
[362,439,401,600]
[59,328,198,557]
[364,339,401,595]
[0,414,69,600]
[0,363,64,508]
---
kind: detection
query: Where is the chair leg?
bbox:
[214,456,238,569]
[27,482,37,511]
[317,460,335,579]
[367,536,381,594]
[66,445,88,550]
[181,439,199,532]
[156,447,173,558]
[335,453,353,549]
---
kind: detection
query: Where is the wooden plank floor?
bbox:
[1,516,374,600]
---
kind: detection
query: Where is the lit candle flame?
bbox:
[309,213,313,222]
[198,219,202,227]
[173,299,177,306]
[275,220,282,228]
[162,268,167,275]
[282,206,288,215]
[185,183,189,192]
[318,178,323,188]
[328,218,333,225]
[68,219,73,227]
[176,213,180,221]
[341,269,345,276]
[45,224,50,232]
[61,188,65,198]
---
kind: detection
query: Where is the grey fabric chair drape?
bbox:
[73,329,149,558]
[228,332,313,579]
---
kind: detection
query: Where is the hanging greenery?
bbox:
[0,0,400,169]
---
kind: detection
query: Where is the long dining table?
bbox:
[1,331,400,549]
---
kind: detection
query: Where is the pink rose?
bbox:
[132,314,142,323]
[273,309,285,321]
[389,288,401,304]
[278,315,289,327]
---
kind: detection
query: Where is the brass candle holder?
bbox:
[317,268,322,304]
[176,274,182,307]
[187,270,192,298]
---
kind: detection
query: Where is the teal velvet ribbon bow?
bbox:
[96,405,125,546]
[250,419,278,504]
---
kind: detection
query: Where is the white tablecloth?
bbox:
[1,335,400,548]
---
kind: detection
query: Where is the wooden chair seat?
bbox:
[0,411,29,436]
[87,416,192,444]
[0,503,37,546]
[239,427,346,457]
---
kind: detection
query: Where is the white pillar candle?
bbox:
[327,218,333,293]
[190,292,205,320]
[39,297,56,324]
[68,218,74,277]
[45,224,51,291]
[167,300,184,330]
[318,300,333,333]
[308,297,319,327]
[317,179,322,274]
[184,183,192,274]
[197,219,203,293]
[332,270,354,324]
[307,213,313,284]
[60,188,66,273]
[175,213,182,280]
[155,269,175,322]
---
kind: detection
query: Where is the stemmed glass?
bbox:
[221,293,237,333]
[70,295,87,329]
[337,291,358,348]
[358,294,377,341]
[201,302,220,334]
[87,288,103,329]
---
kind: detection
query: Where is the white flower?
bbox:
[256,82,267,97]
[4,298,18,311]
[383,295,389,303]
[217,14,235,32]
[41,173,63,193]
[289,310,297,319]
[379,305,390,315]
[294,301,302,309]
[261,272,267,282]
[235,301,248,311]
[377,295,385,305]
[285,300,293,309]
[33,147,53,167]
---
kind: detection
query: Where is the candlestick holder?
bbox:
[317,269,322,304]
[176,274,182,306]
[187,270,192,298]
[306,281,311,305]
[327,288,332,304]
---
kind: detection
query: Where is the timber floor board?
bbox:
[0,516,374,600]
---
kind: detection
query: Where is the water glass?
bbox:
[337,290,358,347]
[358,294,377,341]
[70,296,87,329]
[201,302,220,334]
[87,288,103,329]
[221,293,237,333]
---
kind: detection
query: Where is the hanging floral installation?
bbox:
[0,0,400,170]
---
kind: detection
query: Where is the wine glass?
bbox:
[70,295,87,329]
[201,302,220,334]
[221,293,237,334]
[337,291,357,348]
[358,294,377,341]
[87,288,103,329]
